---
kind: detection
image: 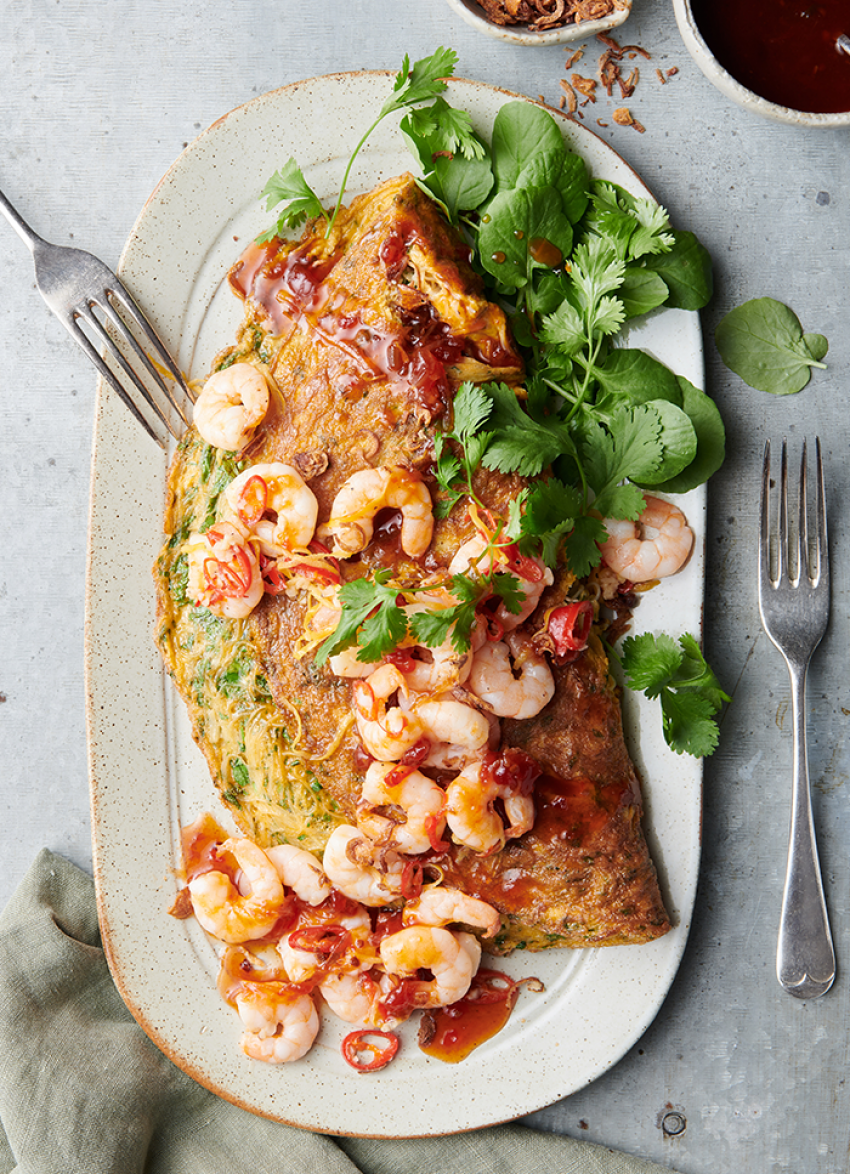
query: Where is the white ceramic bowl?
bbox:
[443,0,632,46]
[672,0,850,128]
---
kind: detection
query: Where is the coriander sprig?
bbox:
[260,47,460,242]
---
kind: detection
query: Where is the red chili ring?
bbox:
[341,1029,400,1072]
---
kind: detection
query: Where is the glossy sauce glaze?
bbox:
[691,0,850,111]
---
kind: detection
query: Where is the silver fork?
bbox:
[0,186,194,449]
[758,438,835,999]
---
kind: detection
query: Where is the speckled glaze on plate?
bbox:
[85,73,705,1137]
[443,0,632,46]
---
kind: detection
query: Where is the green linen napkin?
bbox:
[0,850,684,1174]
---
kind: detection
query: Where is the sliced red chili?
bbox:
[499,541,544,583]
[341,1029,400,1072]
[288,924,352,963]
[384,763,415,789]
[237,474,268,527]
[424,811,450,854]
[400,859,424,901]
[547,601,593,657]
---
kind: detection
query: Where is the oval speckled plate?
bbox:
[85,74,705,1137]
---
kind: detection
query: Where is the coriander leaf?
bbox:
[581,406,662,507]
[715,297,828,396]
[540,300,586,356]
[620,631,682,695]
[676,633,731,708]
[490,571,526,615]
[383,47,457,115]
[563,513,608,578]
[259,159,325,237]
[512,477,583,565]
[453,381,493,437]
[313,571,404,666]
[625,198,675,260]
[401,98,484,160]
[660,690,721,757]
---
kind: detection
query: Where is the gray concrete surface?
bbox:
[2,0,849,1169]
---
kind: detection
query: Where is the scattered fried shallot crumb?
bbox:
[612,106,633,125]
[572,73,598,102]
[667,66,679,77]
[656,67,667,84]
[559,94,567,108]
[565,48,585,69]
[597,118,609,126]
[559,78,579,113]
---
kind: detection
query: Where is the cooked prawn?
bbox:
[236,984,319,1063]
[188,838,285,943]
[319,466,434,558]
[185,521,264,619]
[329,644,379,679]
[449,534,553,630]
[467,630,555,719]
[193,362,270,451]
[264,843,331,906]
[357,762,447,855]
[404,695,491,767]
[319,971,385,1026]
[599,496,694,583]
[322,825,404,907]
[445,760,535,854]
[379,926,481,1008]
[394,603,477,693]
[353,664,425,761]
[221,462,318,555]
[402,886,501,938]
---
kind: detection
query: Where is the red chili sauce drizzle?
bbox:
[228,228,480,418]
[418,970,542,1063]
[690,0,850,112]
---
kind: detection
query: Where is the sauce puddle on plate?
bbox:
[691,0,850,111]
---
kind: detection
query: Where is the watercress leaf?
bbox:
[593,347,682,409]
[382,47,458,116]
[715,296,828,395]
[630,400,697,486]
[478,185,574,288]
[646,376,726,494]
[491,101,566,191]
[621,632,683,695]
[526,269,571,319]
[643,230,713,310]
[803,332,829,362]
[618,267,670,319]
[431,152,494,219]
[515,148,590,224]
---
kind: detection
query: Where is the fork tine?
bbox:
[760,439,772,586]
[74,303,180,440]
[106,276,196,406]
[778,439,789,583]
[798,439,808,583]
[815,437,827,589]
[61,313,164,447]
[94,292,193,428]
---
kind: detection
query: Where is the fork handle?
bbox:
[776,659,836,999]
[0,187,44,253]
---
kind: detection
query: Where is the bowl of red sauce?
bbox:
[672,0,850,127]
